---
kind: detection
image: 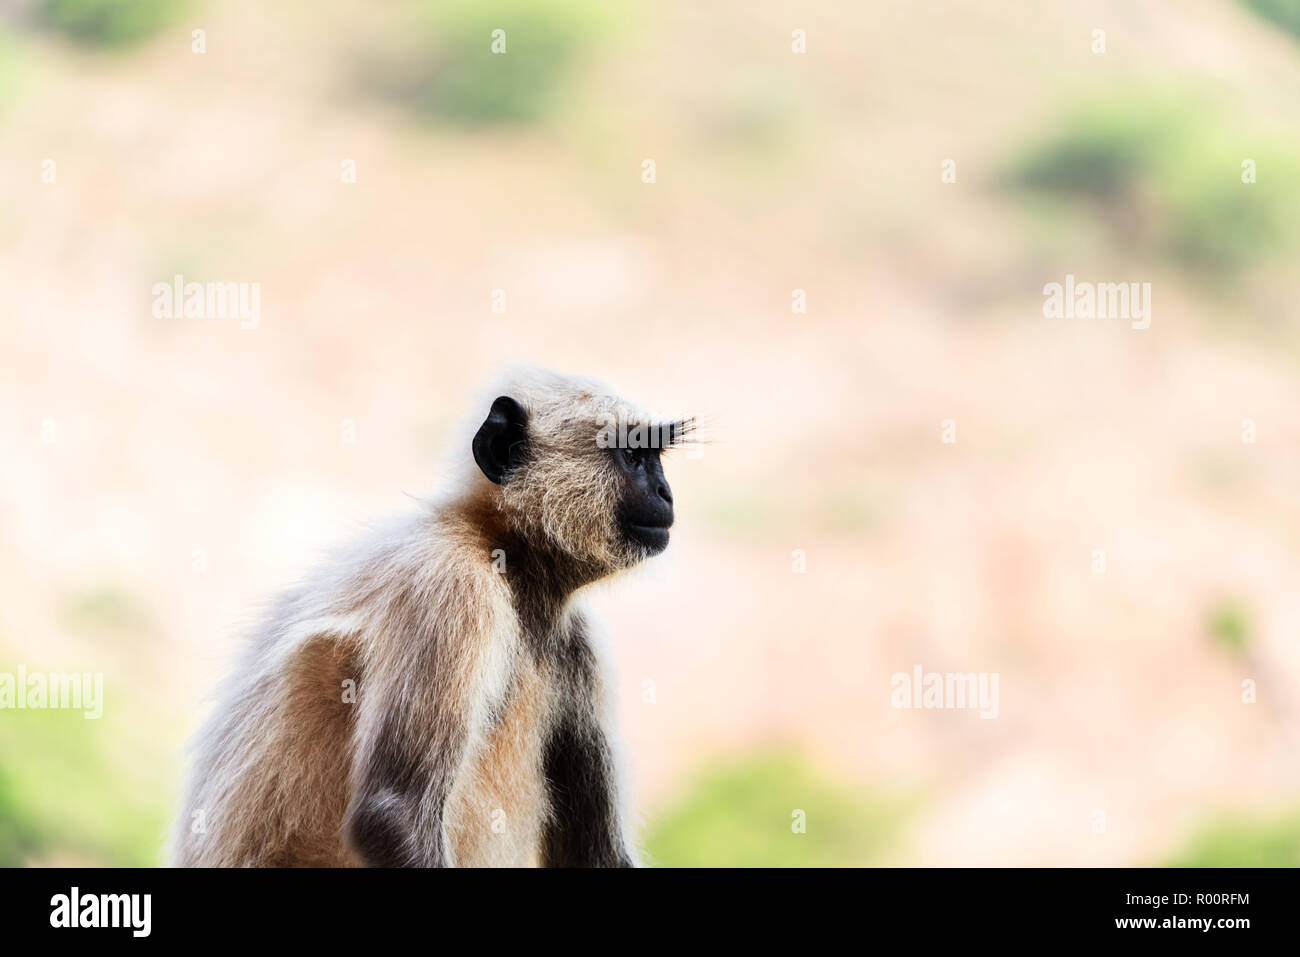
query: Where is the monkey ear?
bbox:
[472,396,529,485]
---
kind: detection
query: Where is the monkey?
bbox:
[172,368,691,867]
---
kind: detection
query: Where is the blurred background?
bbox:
[2,0,1300,867]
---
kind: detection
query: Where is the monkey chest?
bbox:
[443,664,553,867]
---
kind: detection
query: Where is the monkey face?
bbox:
[611,444,674,556]
[472,386,686,572]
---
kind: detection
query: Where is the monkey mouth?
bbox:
[626,523,671,553]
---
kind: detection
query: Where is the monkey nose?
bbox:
[657,482,673,506]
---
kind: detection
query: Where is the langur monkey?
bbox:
[173,368,689,867]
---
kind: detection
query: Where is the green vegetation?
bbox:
[1166,807,1300,866]
[0,687,168,866]
[700,489,779,539]
[645,751,910,867]
[0,766,37,865]
[1009,94,1300,276]
[0,30,18,117]
[61,584,149,633]
[699,479,885,541]
[817,479,887,536]
[387,0,614,125]
[1241,0,1300,39]
[1207,597,1253,655]
[42,0,186,48]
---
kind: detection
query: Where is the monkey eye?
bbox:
[620,447,641,468]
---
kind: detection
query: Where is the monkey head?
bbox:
[470,372,690,573]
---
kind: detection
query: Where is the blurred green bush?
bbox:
[0,767,38,865]
[383,0,613,125]
[0,705,166,866]
[1166,807,1300,866]
[0,642,170,866]
[1242,0,1300,39]
[644,751,910,867]
[1009,94,1300,276]
[62,584,149,633]
[42,0,186,48]
[1207,596,1253,656]
[0,29,17,117]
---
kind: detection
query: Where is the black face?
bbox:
[613,445,674,554]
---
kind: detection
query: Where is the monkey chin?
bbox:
[622,523,671,558]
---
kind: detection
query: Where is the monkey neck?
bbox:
[450,493,609,639]
[496,530,607,636]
